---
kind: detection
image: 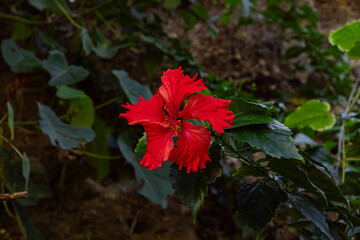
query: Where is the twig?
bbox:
[0,191,28,200]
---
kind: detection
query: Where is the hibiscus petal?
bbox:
[119,92,166,126]
[140,124,174,169]
[159,67,206,115]
[169,122,211,173]
[180,94,234,134]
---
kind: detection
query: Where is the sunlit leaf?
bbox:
[285,100,335,131]
[329,20,360,51]
[42,50,89,86]
[1,39,41,73]
[38,102,95,149]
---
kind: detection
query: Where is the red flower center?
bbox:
[164,115,182,133]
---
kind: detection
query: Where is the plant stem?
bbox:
[71,150,123,160]
[94,97,120,110]
[0,113,8,124]
[54,0,82,29]
[0,135,24,159]
[94,10,122,39]
[0,12,50,24]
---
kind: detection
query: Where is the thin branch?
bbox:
[0,191,28,200]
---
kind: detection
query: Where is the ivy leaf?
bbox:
[38,102,95,149]
[91,28,130,59]
[228,97,275,128]
[22,153,30,192]
[288,193,331,239]
[237,180,286,231]
[7,101,14,140]
[1,39,41,73]
[227,121,302,160]
[42,50,89,86]
[86,117,110,181]
[81,28,92,56]
[28,0,76,17]
[112,70,153,104]
[67,96,95,128]
[56,85,87,99]
[38,31,66,52]
[285,100,335,131]
[117,134,173,208]
[170,143,222,220]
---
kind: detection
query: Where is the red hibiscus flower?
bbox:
[119,67,234,173]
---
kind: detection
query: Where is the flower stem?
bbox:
[54,0,82,29]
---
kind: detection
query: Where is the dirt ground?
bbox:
[1,1,360,240]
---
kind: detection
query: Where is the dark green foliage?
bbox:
[170,143,222,220]
[236,180,286,231]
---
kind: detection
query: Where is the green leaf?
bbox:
[135,133,147,153]
[1,39,41,73]
[86,117,110,181]
[42,50,89,86]
[56,85,87,99]
[288,193,331,239]
[221,12,232,25]
[38,102,95,149]
[91,28,130,59]
[227,121,302,160]
[22,153,30,192]
[7,101,14,140]
[164,0,180,9]
[181,11,197,29]
[285,100,336,131]
[284,45,302,59]
[67,96,95,128]
[268,158,324,197]
[112,70,153,104]
[81,28,92,56]
[193,3,208,19]
[307,171,347,203]
[38,31,66,52]
[11,22,32,40]
[28,0,76,17]
[228,97,275,128]
[117,134,173,208]
[237,180,285,231]
[170,143,222,220]
[226,0,241,8]
[346,41,360,59]
[329,20,360,51]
